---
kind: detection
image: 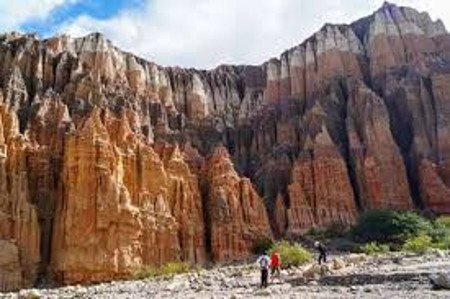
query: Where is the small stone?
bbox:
[254,288,272,296]
[75,285,88,295]
[18,289,41,299]
[432,249,446,258]
[165,280,189,291]
[332,258,346,270]
[203,278,213,286]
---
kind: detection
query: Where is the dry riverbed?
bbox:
[2,250,450,298]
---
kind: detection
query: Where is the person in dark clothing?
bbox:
[315,241,327,264]
[256,252,270,288]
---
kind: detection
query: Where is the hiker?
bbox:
[256,251,270,288]
[270,251,282,283]
[315,241,327,265]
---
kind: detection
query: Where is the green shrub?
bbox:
[306,227,325,240]
[161,262,192,276]
[333,238,361,253]
[394,211,433,240]
[402,234,433,253]
[307,223,348,240]
[270,241,312,267]
[359,242,390,255]
[134,262,195,279]
[252,236,275,255]
[433,236,450,250]
[435,216,450,229]
[429,216,450,249]
[352,210,432,244]
[134,265,159,279]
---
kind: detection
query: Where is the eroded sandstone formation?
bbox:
[51,109,206,284]
[346,82,412,210]
[0,106,40,290]
[205,147,271,262]
[0,1,450,290]
[283,121,358,235]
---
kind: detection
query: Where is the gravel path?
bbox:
[2,251,450,298]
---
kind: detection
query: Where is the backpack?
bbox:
[259,255,269,269]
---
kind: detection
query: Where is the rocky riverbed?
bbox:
[2,251,450,298]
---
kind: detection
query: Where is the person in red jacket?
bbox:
[270,251,282,282]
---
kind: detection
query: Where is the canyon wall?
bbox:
[0,1,450,290]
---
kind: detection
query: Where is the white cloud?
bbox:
[0,0,78,31]
[55,0,450,68]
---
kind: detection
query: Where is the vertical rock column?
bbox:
[346,82,413,210]
[0,107,40,291]
[205,147,271,262]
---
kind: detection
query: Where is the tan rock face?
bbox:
[0,1,450,290]
[205,147,271,262]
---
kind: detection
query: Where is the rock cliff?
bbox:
[0,2,450,290]
[205,147,271,261]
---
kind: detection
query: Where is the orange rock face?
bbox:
[0,107,40,290]
[346,82,413,210]
[51,109,206,284]
[418,159,450,214]
[285,124,358,234]
[205,147,271,262]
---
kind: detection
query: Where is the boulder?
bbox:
[332,258,346,270]
[303,264,330,280]
[430,273,450,290]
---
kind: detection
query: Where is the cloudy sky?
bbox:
[1,0,449,68]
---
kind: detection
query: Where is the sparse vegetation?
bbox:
[436,216,450,229]
[270,241,312,267]
[134,262,197,279]
[307,222,349,240]
[252,236,275,255]
[429,216,450,250]
[402,234,433,254]
[350,211,449,254]
[359,242,390,255]
[352,210,432,244]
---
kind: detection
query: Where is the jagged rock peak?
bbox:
[352,1,446,41]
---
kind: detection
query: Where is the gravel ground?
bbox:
[2,251,450,298]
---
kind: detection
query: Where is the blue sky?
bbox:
[1,0,449,68]
[21,0,145,36]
